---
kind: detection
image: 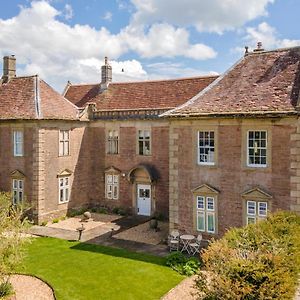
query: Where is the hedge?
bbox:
[196,211,300,300]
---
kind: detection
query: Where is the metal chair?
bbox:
[168,230,180,252]
[189,234,202,255]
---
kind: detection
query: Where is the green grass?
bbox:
[20,237,184,300]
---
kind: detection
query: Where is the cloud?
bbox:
[102,11,112,22]
[121,23,217,59]
[245,22,300,50]
[0,1,218,91]
[130,0,275,33]
[63,4,73,20]
[146,61,218,79]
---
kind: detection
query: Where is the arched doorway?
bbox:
[127,165,159,216]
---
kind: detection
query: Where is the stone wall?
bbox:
[169,117,297,239]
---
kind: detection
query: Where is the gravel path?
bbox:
[114,221,169,245]
[161,276,198,300]
[8,275,55,300]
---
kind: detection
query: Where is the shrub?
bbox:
[0,280,13,298]
[196,211,300,300]
[52,218,59,224]
[67,208,86,217]
[0,192,29,294]
[40,221,47,226]
[97,207,108,214]
[112,207,127,216]
[166,252,201,276]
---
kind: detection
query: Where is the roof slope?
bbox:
[64,76,218,110]
[165,47,300,117]
[0,76,79,120]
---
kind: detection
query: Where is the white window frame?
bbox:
[107,130,119,154]
[12,179,24,204]
[59,130,70,156]
[247,130,267,168]
[198,131,215,165]
[105,174,119,200]
[196,196,216,234]
[58,176,70,204]
[138,130,151,156]
[246,200,268,224]
[13,130,23,157]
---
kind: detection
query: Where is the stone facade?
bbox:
[169,117,298,239]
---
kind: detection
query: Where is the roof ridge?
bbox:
[68,74,219,88]
[247,45,300,56]
[34,75,42,119]
[13,75,38,79]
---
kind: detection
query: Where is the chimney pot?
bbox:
[253,42,264,52]
[2,55,16,83]
[101,56,112,90]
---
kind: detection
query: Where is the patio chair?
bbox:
[189,234,202,255]
[168,230,180,252]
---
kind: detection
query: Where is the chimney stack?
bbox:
[100,56,112,90]
[2,55,16,83]
[253,42,264,52]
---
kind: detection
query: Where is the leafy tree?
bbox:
[196,211,300,300]
[0,192,29,297]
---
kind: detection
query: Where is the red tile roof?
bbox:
[64,76,218,110]
[0,75,79,120]
[165,47,300,117]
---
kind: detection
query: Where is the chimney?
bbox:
[2,55,16,83]
[100,56,112,90]
[253,42,264,52]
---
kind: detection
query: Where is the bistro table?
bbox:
[180,234,195,254]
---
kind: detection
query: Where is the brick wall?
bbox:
[169,117,296,239]
[89,120,170,217]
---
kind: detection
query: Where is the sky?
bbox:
[0,0,299,92]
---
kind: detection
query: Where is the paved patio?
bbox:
[29,214,170,256]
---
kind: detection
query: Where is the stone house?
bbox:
[1,45,300,237]
[63,58,216,219]
[0,54,216,222]
[163,46,300,239]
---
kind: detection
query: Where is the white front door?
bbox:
[137,184,151,216]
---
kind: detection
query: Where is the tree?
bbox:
[0,192,29,297]
[196,211,300,300]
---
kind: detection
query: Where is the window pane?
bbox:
[197,211,205,231]
[197,196,205,210]
[138,130,143,138]
[258,202,267,216]
[207,213,215,233]
[198,131,214,164]
[247,216,256,224]
[60,189,64,202]
[107,175,113,183]
[247,201,256,215]
[139,141,144,155]
[65,188,69,201]
[144,141,150,155]
[207,197,214,211]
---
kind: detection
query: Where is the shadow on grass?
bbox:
[70,241,167,266]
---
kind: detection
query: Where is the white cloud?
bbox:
[64,4,73,20]
[121,23,217,59]
[102,11,112,22]
[245,22,300,50]
[0,1,218,91]
[146,61,218,80]
[130,0,275,33]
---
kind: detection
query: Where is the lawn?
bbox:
[20,237,184,300]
